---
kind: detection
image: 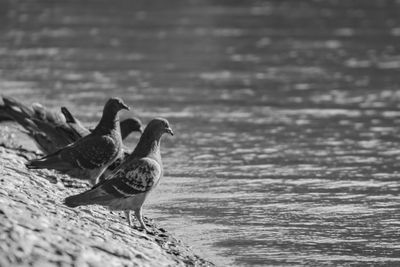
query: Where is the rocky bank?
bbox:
[0,125,214,267]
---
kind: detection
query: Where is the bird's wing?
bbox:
[31,103,66,125]
[28,135,119,171]
[59,135,119,169]
[103,151,129,173]
[98,157,161,196]
[31,118,74,147]
[64,157,161,207]
[32,132,60,154]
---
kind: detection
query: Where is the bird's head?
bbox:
[144,118,174,139]
[105,97,130,113]
[120,117,144,139]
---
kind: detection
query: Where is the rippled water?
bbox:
[2,0,400,266]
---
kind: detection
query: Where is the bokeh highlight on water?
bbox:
[1,0,400,266]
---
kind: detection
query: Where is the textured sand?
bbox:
[0,125,213,267]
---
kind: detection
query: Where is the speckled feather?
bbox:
[101,157,161,196]
[65,157,161,206]
[64,118,173,231]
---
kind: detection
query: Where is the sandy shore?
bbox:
[0,125,214,267]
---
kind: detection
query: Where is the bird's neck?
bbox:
[93,110,120,135]
[132,134,162,160]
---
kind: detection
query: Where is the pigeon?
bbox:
[64,118,174,232]
[97,118,145,182]
[119,118,144,140]
[26,97,130,184]
[0,96,143,154]
[60,107,144,181]
[61,106,143,142]
[0,96,81,153]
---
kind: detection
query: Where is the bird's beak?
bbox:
[121,103,130,110]
[166,127,174,136]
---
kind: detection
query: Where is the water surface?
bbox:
[1,0,400,266]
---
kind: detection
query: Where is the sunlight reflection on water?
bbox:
[2,0,400,266]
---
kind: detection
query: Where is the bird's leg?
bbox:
[124,210,132,227]
[92,168,105,185]
[134,208,149,232]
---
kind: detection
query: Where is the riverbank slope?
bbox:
[0,125,213,267]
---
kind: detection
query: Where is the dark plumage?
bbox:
[0,96,143,154]
[26,98,130,184]
[95,118,144,182]
[120,118,144,140]
[0,96,82,153]
[61,106,143,144]
[64,118,174,232]
[60,106,91,138]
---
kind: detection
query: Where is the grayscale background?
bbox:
[1,0,400,266]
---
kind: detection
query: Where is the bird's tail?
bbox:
[2,96,34,117]
[0,106,13,122]
[25,158,47,169]
[64,193,87,208]
[64,186,114,208]
[25,152,69,170]
[61,107,76,123]
[0,96,39,132]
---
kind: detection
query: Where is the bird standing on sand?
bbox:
[64,118,173,232]
[26,98,129,184]
[0,96,143,154]
[61,107,144,181]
